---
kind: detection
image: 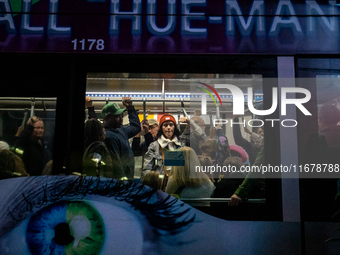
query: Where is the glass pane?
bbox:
[84,73,272,220]
[297,59,340,222]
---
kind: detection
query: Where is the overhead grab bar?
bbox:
[2,108,55,112]
[0,97,57,101]
[91,109,253,114]
[179,198,266,203]
[7,111,55,121]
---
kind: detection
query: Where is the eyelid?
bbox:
[0,176,195,238]
[1,200,145,255]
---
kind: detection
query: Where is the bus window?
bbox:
[82,73,279,221]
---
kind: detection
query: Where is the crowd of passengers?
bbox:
[83,96,268,206]
[0,96,265,207]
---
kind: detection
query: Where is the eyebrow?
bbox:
[0,176,195,238]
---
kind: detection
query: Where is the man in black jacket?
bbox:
[102,97,141,180]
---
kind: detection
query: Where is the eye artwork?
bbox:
[0,176,229,255]
[26,200,105,254]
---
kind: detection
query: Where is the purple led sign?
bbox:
[0,0,339,54]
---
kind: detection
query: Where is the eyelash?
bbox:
[4,176,195,237]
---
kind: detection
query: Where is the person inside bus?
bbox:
[142,114,182,180]
[232,115,264,166]
[0,149,29,179]
[229,144,249,165]
[199,138,231,181]
[142,171,162,190]
[213,156,246,199]
[13,116,51,176]
[102,97,141,180]
[198,155,215,182]
[178,116,208,155]
[199,140,218,161]
[244,126,264,149]
[165,147,215,206]
[85,96,97,119]
[132,118,159,157]
[83,118,125,179]
[229,142,265,206]
[0,141,9,151]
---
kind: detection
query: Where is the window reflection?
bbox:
[297,59,340,222]
[301,76,340,221]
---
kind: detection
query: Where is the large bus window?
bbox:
[84,73,281,221]
[297,59,340,222]
[0,97,56,178]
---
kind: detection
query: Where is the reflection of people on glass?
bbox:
[101,97,141,180]
[0,176,228,254]
[301,102,340,221]
[13,117,51,176]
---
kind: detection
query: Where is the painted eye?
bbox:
[0,176,198,255]
[26,201,105,254]
[0,199,144,255]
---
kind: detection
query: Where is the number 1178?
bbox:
[71,39,105,50]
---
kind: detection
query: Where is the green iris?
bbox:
[65,201,105,255]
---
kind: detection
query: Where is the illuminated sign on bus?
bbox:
[0,0,339,54]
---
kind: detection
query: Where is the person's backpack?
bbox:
[83,141,114,178]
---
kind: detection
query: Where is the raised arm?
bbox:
[232,116,251,150]
[122,97,141,138]
[229,141,265,206]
